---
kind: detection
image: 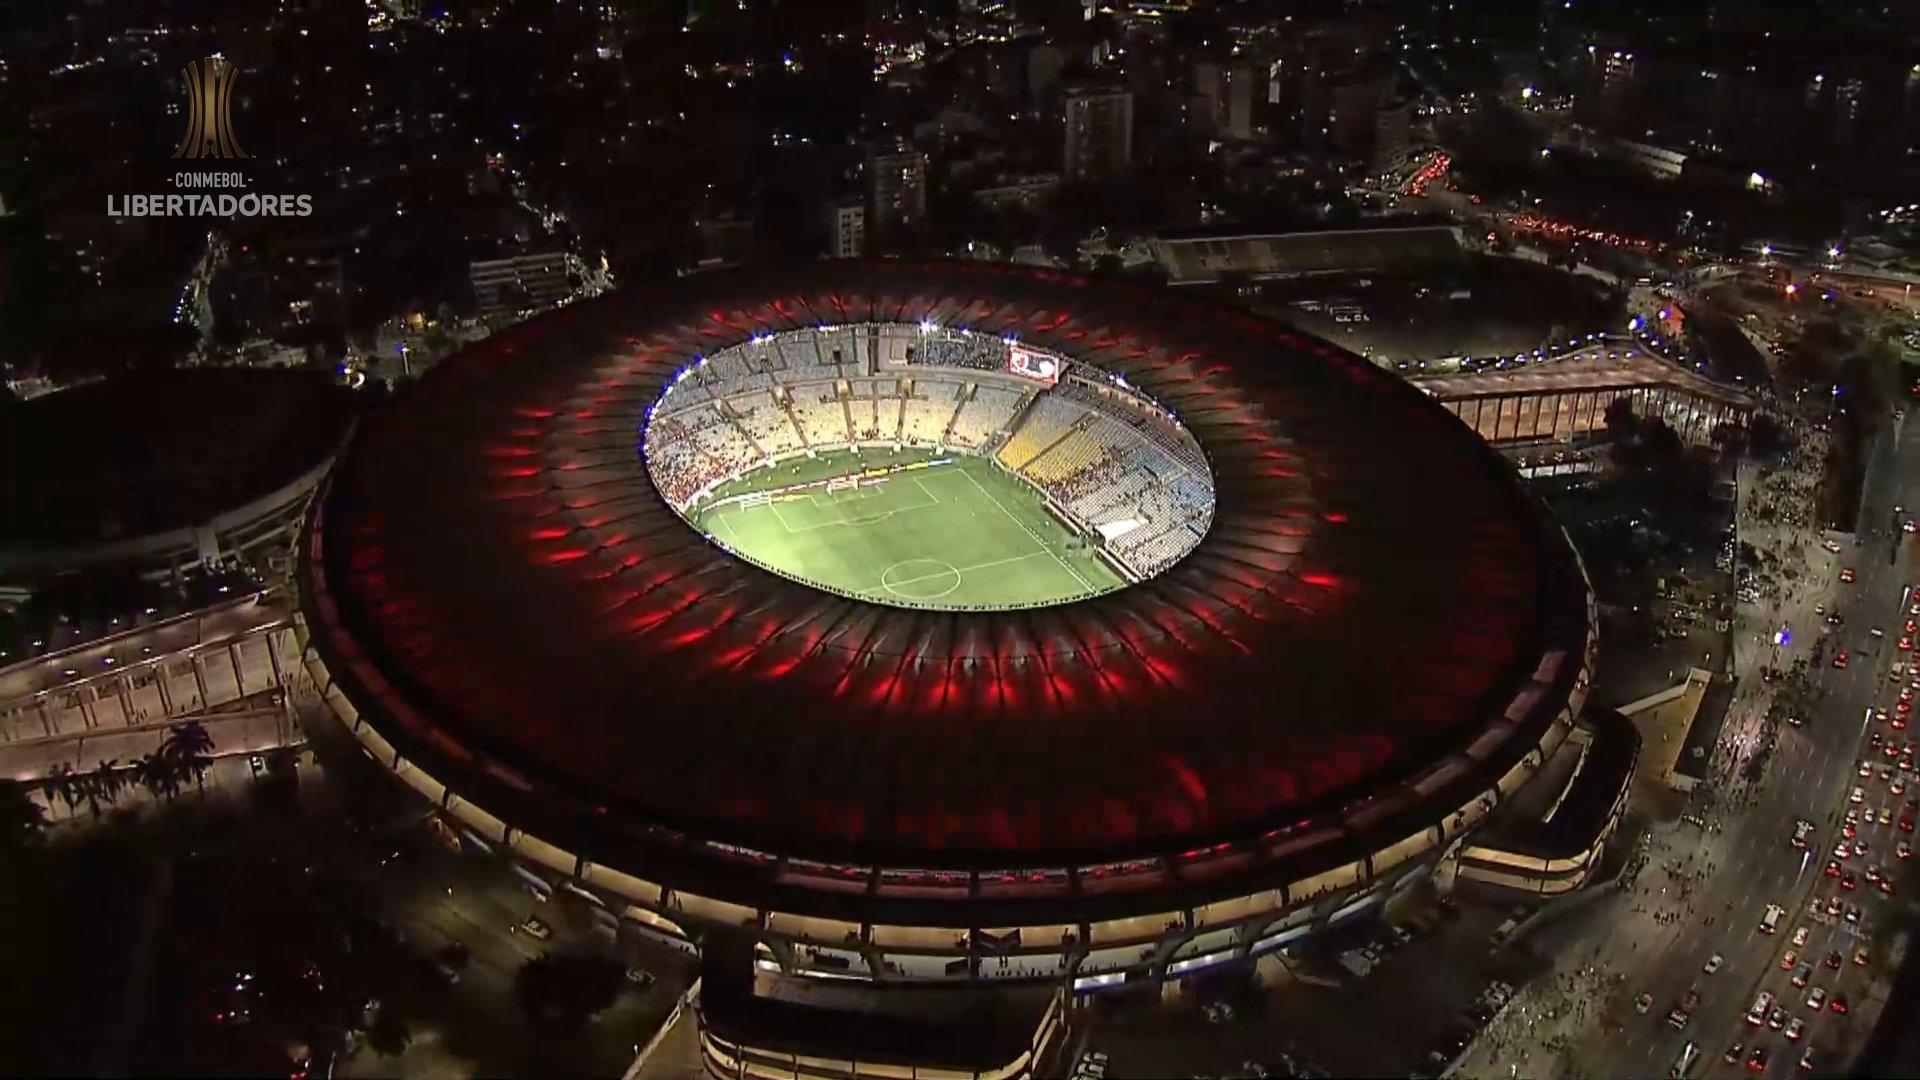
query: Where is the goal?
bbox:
[740,491,773,508]
[825,476,860,494]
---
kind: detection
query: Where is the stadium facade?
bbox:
[295,261,1596,1008]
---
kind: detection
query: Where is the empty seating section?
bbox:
[900,382,959,444]
[995,396,1083,471]
[949,385,1024,449]
[733,394,803,456]
[1021,428,1103,485]
[794,391,850,447]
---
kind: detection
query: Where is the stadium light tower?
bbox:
[919,318,936,334]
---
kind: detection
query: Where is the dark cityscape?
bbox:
[3,1,1920,1078]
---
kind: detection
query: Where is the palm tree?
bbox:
[134,753,166,801]
[0,781,48,851]
[161,721,216,790]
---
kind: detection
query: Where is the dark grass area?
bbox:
[1820,407,1868,532]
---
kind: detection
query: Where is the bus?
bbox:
[1669,1040,1701,1078]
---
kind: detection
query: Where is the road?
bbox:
[1448,413,1919,1080]
[1595,414,1920,1079]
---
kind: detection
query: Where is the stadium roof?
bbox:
[2,368,355,547]
[304,260,1591,920]
[1153,225,1462,284]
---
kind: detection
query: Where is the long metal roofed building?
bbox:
[296,260,1596,997]
[1153,224,1463,285]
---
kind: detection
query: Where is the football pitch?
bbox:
[692,449,1124,609]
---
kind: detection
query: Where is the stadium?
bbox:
[296,260,1596,996]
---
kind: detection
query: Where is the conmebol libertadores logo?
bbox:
[172,56,250,160]
[106,55,313,219]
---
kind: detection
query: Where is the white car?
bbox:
[1853,786,1868,804]
[1704,952,1724,974]
[1785,1016,1806,1041]
[1807,987,1827,1011]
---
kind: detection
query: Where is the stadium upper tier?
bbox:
[641,325,1215,583]
[300,261,1594,944]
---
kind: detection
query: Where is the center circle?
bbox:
[642,323,1217,611]
[879,559,962,599]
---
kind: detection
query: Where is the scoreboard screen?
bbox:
[1006,346,1062,386]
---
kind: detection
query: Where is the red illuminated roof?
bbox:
[305,261,1590,918]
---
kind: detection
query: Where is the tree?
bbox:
[513,953,623,1036]
[0,781,47,851]
[161,721,216,790]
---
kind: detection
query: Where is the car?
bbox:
[1879,876,1898,897]
[1842,871,1858,891]
[1637,992,1655,1014]
[1845,821,1859,839]
[1748,1045,1770,1073]
[1875,627,1889,639]
[1905,637,1917,652]
[1896,777,1908,796]
[1791,962,1813,987]
[1831,992,1849,1014]
[1785,1016,1805,1041]
[1836,838,1853,859]
[1861,758,1876,777]
[1854,946,1871,966]
[1825,858,1843,877]
[1881,806,1895,825]
[1842,568,1857,583]
[1704,952,1725,974]
[518,916,552,940]
[1903,809,1916,832]
[1853,786,1867,803]
[1793,925,1811,947]
[1801,1045,1817,1072]
[1781,950,1799,970]
[1836,651,1851,668]
[1792,819,1815,847]
[1748,991,1775,1025]
[1725,1042,1744,1065]
[1825,950,1844,969]
[1845,904,1862,924]
[1824,539,1843,553]
[1827,896,1844,917]
[1806,987,1826,1011]
[1768,1006,1787,1030]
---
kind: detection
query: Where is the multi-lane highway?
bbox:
[1607,414,1920,1079]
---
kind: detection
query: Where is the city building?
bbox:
[867,145,929,241]
[468,251,572,321]
[1061,85,1134,182]
[829,198,868,259]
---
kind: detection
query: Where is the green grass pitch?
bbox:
[692,448,1124,609]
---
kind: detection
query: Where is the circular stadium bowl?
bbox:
[299,261,1595,984]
